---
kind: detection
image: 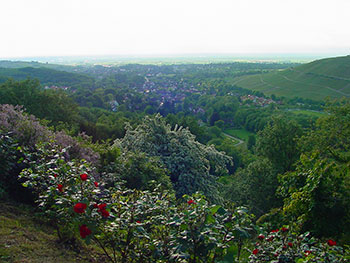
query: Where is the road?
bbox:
[223,133,244,147]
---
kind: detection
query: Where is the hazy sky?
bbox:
[0,0,349,58]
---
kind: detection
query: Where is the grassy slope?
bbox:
[233,55,350,100]
[0,201,103,263]
[224,128,254,141]
[287,109,325,118]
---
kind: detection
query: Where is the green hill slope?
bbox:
[0,201,103,262]
[233,55,350,100]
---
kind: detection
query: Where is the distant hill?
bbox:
[233,55,350,100]
[0,60,76,71]
[0,67,94,87]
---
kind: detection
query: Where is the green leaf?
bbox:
[218,245,236,263]
[210,205,222,214]
[217,207,227,215]
[205,214,216,224]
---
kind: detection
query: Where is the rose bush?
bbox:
[17,140,350,262]
[249,228,350,262]
[19,148,256,262]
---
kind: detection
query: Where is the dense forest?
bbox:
[1,60,349,262]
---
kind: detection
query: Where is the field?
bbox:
[233,55,350,100]
[223,128,254,141]
[288,109,326,118]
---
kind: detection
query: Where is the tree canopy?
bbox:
[113,114,232,202]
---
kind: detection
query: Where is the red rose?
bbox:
[74,202,87,214]
[258,234,265,240]
[101,209,110,218]
[288,242,293,247]
[281,227,288,232]
[80,173,88,181]
[54,174,58,178]
[94,181,98,187]
[271,229,279,233]
[136,220,141,224]
[93,203,98,208]
[267,237,274,242]
[98,203,107,212]
[79,225,92,238]
[252,249,259,255]
[187,199,195,205]
[304,250,311,257]
[57,184,63,192]
[327,239,336,246]
[97,203,109,217]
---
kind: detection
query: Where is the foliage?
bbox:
[247,135,256,151]
[18,142,101,241]
[279,152,350,240]
[0,132,20,199]
[0,104,53,148]
[279,101,350,240]
[114,114,232,202]
[18,145,256,262]
[250,228,350,262]
[101,150,172,191]
[18,142,350,262]
[0,104,99,164]
[224,158,281,217]
[0,79,79,126]
[256,116,302,173]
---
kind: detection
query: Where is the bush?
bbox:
[0,131,34,202]
[19,148,256,262]
[0,104,99,164]
[250,228,350,262]
[17,140,350,262]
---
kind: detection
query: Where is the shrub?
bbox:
[0,104,99,164]
[19,148,255,262]
[250,228,350,262]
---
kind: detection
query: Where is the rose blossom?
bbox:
[74,202,87,214]
[80,173,88,181]
[79,225,92,238]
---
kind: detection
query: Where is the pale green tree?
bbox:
[114,114,232,202]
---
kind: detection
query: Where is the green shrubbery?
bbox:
[14,139,348,262]
[1,104,350,262]
[250,228,349,262]
[17,139,254,262]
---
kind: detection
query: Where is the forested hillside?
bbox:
[0,60,349,262]
[0,67,94,88]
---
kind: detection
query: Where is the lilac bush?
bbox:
[0,104,99,164]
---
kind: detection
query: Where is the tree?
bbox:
[224,158,280,217]
[278,100,350,239]
[114,114,232,202]
[103,150,171,191]
[209,112,220,126]
[0,79,78,126]
[247,135,256,151]
[214,120,225,129]
[256,116,302,173]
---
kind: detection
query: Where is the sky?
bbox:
[0,0,349,58]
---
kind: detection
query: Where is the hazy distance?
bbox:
[1,0,349,60]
